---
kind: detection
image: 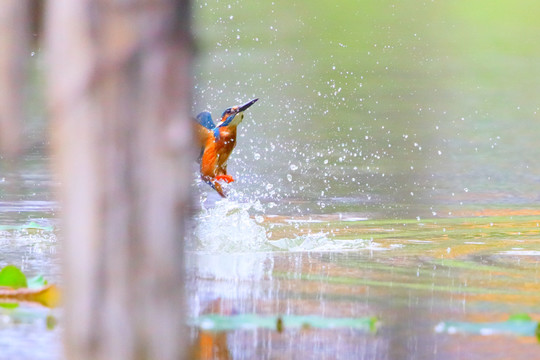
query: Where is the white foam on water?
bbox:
[192,198,271,252]
[499,250,540,256]
[285,219,325,224]
[268,233,380,252]
[191,197,381,253]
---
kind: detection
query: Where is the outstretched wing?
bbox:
[193,111,215,155]
[194,111,223,165]
[196,111,215,130]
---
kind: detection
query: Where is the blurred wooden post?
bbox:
[0,0,29,158]
[45,0,193,359]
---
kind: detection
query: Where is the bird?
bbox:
[194,98,259,197]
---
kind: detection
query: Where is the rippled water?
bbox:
[188,0,540,358]
[0,153,60,360]
[191,197,379,253]
[3,0,540,359]
[188,194,540,358]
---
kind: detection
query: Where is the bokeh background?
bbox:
[194,0,540,218]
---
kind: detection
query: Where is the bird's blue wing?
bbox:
[195,111,218,163]
[196,111,215,130]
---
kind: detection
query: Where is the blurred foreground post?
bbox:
[0,0,29,158]
[45,0,193,359]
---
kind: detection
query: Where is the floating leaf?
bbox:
[32,285,61,308]
[0,284,60,308]
[191,314,378,333]
[0,266,59,308]
[435,314,538,337]
[0,303,19,309]
[0,265,28,289]
[508,313,532,322]
[0,222,53,232]
[27,275,48,289]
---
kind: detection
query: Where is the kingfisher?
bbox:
[194,98,259,197]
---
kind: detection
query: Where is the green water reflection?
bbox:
[194,0,540,217]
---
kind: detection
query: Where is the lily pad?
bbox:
[0,222,53,232]
[0,265,59,308]
[27,275,48,289]
[190,314,378,333]
[435,314,538,337]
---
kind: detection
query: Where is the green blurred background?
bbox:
[194,0,540,218]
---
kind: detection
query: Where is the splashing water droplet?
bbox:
[192,200,270,252]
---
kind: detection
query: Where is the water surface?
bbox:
[190,1,540,358]
[2,1,540,359]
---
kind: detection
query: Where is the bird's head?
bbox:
[218,98,259,128]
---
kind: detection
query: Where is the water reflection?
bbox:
[0,152,60,360]
[191,3,540,353]
[3,0,540,358]
[187,252,275,318]
[187,210,540,358]
[187,252,390,359]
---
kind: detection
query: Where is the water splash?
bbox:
[269,234,378,252]
[191,195,375,253]
[192,198,271,252]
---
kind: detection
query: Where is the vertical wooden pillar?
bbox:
[0,0,29,157]
[45,0,193,359]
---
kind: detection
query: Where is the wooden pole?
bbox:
[0,0,29,158]
[45,0,193,359]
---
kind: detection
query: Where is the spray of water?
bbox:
[190,185,377,253]
[192,196,271,252]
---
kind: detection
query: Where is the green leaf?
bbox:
[508,313,532,322]
[436,314,538,337]
[0,222,53,232]
[190,314,378,333]
[0,303,19,309]
[0,265,27,289]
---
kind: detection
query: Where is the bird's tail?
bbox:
[202,176,226,198]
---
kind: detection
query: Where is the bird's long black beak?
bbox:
[238,98,259,112]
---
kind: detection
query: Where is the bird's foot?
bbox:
[216,175,235,183]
